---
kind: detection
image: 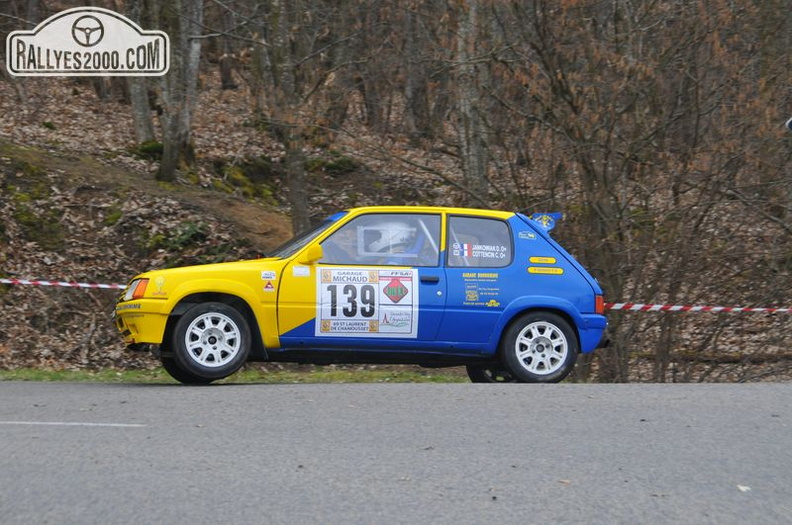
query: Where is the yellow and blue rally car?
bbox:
[115,206,608,383]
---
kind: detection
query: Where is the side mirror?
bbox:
[786,117,792,132]
[297,243,324,265]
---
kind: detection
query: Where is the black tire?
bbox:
[160,357,213,385]
[170,302,251,383]
[466,364,518,383]
[501,312,578,383]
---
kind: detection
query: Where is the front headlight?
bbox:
[122,278,149,301]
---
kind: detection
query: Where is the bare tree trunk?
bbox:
[455,0,489,206]
[269,0,310,233]
[125,0,154,144]
[403,5,431,143]
[218,8,238,90]
[0,59,27,104]
[129,78,155,143]
[284,134,310,232]
[25,0,39,25]
[0,0,38,105]
[157,0,204,182]
[353,3,391,133]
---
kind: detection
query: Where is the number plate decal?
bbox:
[316,268,418,338]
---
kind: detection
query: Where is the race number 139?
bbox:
[326,283,376,318]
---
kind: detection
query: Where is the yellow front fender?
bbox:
[164,278,280,349]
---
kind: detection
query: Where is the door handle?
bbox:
[420,275,440,284]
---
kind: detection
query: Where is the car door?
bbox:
[436,214,515,346]
[277,211,446,349]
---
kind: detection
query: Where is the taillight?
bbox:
[595,295,605,315]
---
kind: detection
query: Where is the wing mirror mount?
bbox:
[298,244,324,265]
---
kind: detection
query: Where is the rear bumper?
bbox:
[578,314,608,353]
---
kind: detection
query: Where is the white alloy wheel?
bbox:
[183,311,243,368]
[513,320,569,376]
[501,312,578,383]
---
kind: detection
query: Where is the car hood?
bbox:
[135,257,283,280]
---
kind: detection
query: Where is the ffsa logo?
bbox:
[6,7,169,76]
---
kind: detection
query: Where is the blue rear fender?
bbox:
[488,296,602,355]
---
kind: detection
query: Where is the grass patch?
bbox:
[131,140,164,161]
[0,368,172,383]
[0,366,469,384]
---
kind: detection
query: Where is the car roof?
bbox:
[344,205,515,220]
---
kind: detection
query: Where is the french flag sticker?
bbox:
[462,244,473,257]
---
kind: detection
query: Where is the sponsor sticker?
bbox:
[529,256,557,264]
[518,231,537,240]
[316,268,418,338]
[152,275,167,296]
[293,266,310,277]
[116,303,141,310]
[461,271,501,306]
[528,267,564,275]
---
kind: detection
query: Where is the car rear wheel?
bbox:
[169,302,251,384]
[501,312,578,383]
[466,365,518,383]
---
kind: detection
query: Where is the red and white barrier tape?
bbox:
[1,279,789,313]
[605,302,792,314]
[0,278,124,290]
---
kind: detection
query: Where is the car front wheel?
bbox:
[160,356,213,385]
[169,302,251,384]
[501,312,578,383]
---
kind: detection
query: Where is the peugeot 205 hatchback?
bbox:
[115,206,608,384]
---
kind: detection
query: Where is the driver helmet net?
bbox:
[363,221,417,254]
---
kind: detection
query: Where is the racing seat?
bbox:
[385,230,437,266]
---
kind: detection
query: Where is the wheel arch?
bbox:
[494,306,581,357]
[163,292,267,360]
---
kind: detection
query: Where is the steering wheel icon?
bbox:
[71,15,104,47]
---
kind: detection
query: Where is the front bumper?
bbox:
[114,300,169,345]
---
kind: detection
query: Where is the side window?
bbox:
[320,213,441,266]
[447,216,512,268]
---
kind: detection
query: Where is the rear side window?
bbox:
[447,216,512,268]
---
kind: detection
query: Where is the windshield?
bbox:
[268,212,346,259]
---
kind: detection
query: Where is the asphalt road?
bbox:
[0,381,790,524]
